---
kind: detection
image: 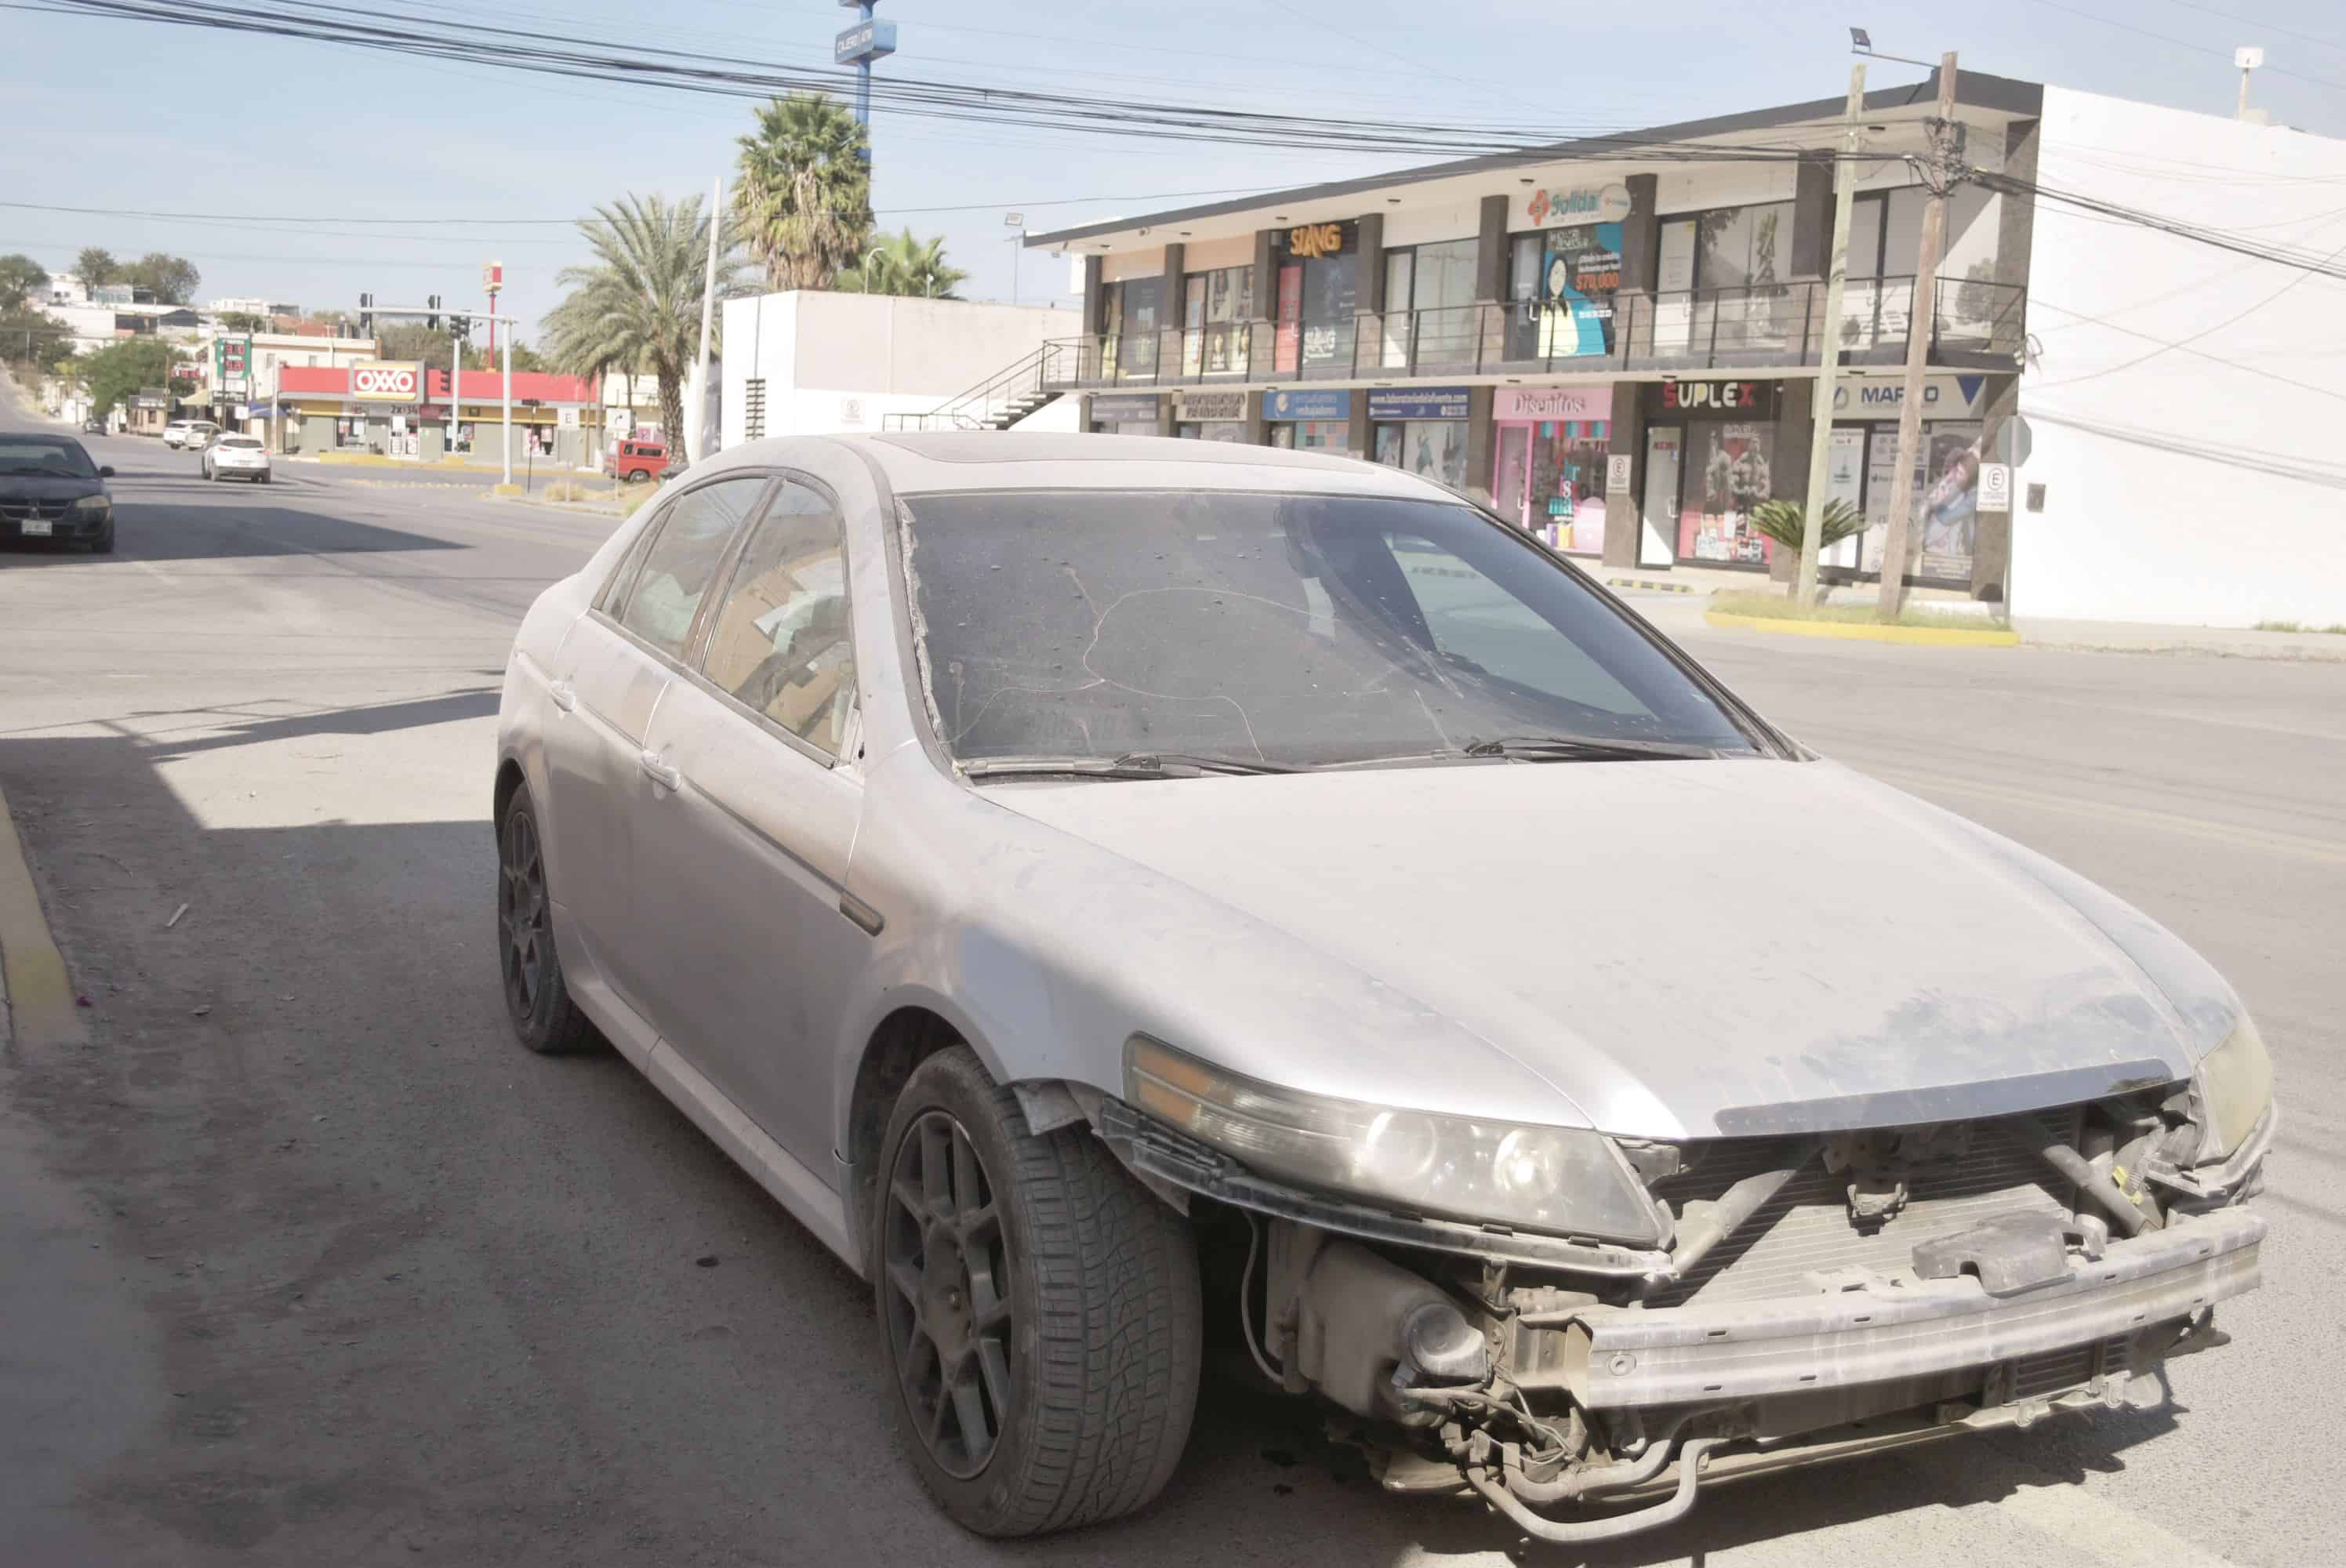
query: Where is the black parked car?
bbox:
[0,432,115,552]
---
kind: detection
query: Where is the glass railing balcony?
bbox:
[1041,274,2025,390]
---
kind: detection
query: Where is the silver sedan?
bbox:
[492,434,2272,1543]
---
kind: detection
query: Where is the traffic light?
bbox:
[448,314,472,341]
[427,293,441,331]
[358,291,374,336]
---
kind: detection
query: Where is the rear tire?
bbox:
[873,1047,1201,1537]
[495,786,600,1055]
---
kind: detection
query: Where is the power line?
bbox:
[2141,0,2346,58]
[2025,0,2346,93]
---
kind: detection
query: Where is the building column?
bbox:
[1790,151,1832,280]
[1974,372,2019,601]
[1346,394,1371,459]
[1355,212,1385,371]
[1619,174,1660,292]
[1250,227,1276,372]
[1073,393,1091,434]
[1464,386,1496,510]
[1080,254,1104,336]
[1602,383,1644,569]
[1157,394,1179,438]
[1769,379,1815,585]
[1160,241,1186,379]
[1243,389,1268,449]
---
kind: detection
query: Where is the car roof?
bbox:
[692,431,1459,500]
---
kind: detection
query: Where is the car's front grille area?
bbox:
[0,499,73,522]
[2010,1334,2129,1402]
[1649,1113,2080,1308]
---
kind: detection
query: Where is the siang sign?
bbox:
[350,361,423,401]
[1283,221,1353,260]
[1658,379,1773,416]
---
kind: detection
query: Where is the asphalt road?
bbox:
[2,391,2341,1568]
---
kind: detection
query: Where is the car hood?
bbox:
[989,759,2239,1140]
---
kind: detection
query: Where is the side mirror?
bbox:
[99,466,116,477]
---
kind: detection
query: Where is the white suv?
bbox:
[202,434,271,484]
[162,419,193,448]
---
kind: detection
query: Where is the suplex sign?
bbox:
[1657,379,1773,416]
[350,361,422,401]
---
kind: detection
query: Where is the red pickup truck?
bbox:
[605,439,673,484]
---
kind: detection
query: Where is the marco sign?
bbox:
[350,361,422,401]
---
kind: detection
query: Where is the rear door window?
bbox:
[612,477,770,661]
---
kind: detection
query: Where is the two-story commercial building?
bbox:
[1008,69,2346,626]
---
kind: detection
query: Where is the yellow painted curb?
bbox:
[491,483,524,497]
[0,783,87,1047]
[1704,610,2019,647]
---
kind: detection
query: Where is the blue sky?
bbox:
[3,0,2341,343]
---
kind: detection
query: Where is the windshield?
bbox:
[900,488,1767,770]
[0,435,97,478]
[220,437,262,450]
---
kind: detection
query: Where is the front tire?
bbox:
[495,786,599,1054]
[873,1047,1201,1537]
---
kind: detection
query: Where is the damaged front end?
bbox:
[1098,1029,2273,1544]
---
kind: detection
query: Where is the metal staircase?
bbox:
[882,340,1073,433]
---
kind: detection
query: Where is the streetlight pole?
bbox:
[1796,62,1866,609]
[1875,50,1959,621]
[692,175,722,464]
[1004,211,1025,306]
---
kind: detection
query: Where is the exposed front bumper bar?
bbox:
[1552,1207,2262,1410]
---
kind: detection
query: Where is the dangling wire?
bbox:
[1238,1212,1284,1387]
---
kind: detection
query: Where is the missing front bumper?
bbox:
[1511,1206,2262,1410]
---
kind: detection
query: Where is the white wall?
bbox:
[721,292,1071,447]
[2014,88,2346,625]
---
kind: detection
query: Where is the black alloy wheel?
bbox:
[497,804,550,1025]
[883,1109,1015,1480]
[493,788,597,1054]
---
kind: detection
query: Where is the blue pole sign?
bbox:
[1365,386,1470,421]
[834,16,897,64]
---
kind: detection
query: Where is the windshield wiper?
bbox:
[1460,735,1733,762]
[961,750,1295,781]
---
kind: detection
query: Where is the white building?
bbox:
[44,300,205,358]
[718,291,1081,450]
[207,296,300,318]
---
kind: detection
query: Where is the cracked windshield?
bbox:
[903,489,1761,768]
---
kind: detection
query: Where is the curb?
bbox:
[1703,610,2020,647]
[0,783,85,1049]
[1607,577,1696,595]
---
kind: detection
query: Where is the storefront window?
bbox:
[1373,421,1468,490]
[1102,277,1164,380]
[1677,422,1775,565]
[1692,200,1796,355]
[1290,419,1351,453]
[1178,421,1247,443]
[1273,223,1360,376]
[1860,420,1981,584]
[1182,265,1254,377]
[1506,224,1622,362]
[1382,238,1478,368]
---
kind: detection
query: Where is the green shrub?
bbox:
[1748,497,1865,554]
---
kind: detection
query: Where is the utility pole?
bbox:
[1875,51,1959,620]
[449,325,463,460]
[501,325,512,492]
[1796,61,1867,610]
[692,175,722,463]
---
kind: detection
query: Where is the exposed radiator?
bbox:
[1651,1116,2079,1308]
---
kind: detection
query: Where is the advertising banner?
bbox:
[1262,389,1352,422]
[1176,390,1247,421]
[350,361,423,402]
[1366,387,1469,421]
[1088,394,1160,423]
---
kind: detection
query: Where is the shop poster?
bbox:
[1534,222,1624,359]
[1684,422,1773,564]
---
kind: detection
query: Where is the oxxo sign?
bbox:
[1284,222,1350,259]
[350,361,422,402]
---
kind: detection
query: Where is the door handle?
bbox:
[638,750,682,791]
[549,681,577,713]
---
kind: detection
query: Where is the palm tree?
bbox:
[542,192,749,454]
[734,93,872,290]
[836,229,969,299]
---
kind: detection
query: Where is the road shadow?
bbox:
[107,690,504,759]
[0,500,466,568]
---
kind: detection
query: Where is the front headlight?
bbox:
[2195,1013,2274,1163]
[69,495,111,514]
[1125,1036,1667,1245]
